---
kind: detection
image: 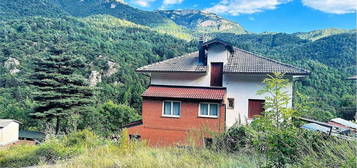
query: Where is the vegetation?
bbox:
[214,74,356,168]
[0,75,355,168]
[28,53,93,134]
[0,0,355,159]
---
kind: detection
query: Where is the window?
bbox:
[228,98,234,109]
[163,101,181,117]
[199,103,219,117]
[203,137,213,148]
[248,99,265,119]
[129,134,141,140]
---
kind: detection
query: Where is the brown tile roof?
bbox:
[142,86,226,100]
[224,48,309,74]
[136,52,206,73]
[137,47,309,75]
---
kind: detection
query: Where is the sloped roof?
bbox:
[136,52,206,73]
[137,47,309,75]
[19,130,46,140]
[347,76,357,80]
[0,119,21,128]
[330,118,357,129]
[224,48,309,74]
[142,85,226,100]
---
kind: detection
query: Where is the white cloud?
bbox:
[163,0,184,5]
[206,0,291,16]
[160,0,183,9]
[302,0,357,14]
[131,0,155,7]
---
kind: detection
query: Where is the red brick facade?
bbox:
[128,98,226,146]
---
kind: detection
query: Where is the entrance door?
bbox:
[210,63,223,87]
[248,99,265,118]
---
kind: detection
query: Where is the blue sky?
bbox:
[126,0,356,33]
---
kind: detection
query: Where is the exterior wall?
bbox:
[224,74,293,126]
[151,72,210,87]
[207,44,230,64]
[0,122,19,146]
[149,43,294,129]
[150,43,230,87]
[128,98,225,146]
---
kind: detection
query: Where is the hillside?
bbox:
[294,28,356,41]
[0,0,355,132]
[0,15,196,130]
[157,10,247,34]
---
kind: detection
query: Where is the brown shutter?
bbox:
[210,63,223,86]
[248,99,265,118]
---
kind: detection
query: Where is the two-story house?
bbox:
[127,38,309,146]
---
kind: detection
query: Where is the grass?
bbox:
[59,143,265,168]
[0,129,355,168]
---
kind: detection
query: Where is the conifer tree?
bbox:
[28,52,93,134]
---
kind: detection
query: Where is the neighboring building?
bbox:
[19,130,46,143]
[347,75,357,80]
[127,38,309,146]
[0,119,20,146]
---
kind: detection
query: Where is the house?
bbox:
[127,38,309,146]
[0,119,20,146]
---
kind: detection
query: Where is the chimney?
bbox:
[198,36,206,65]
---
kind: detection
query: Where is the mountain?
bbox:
[0,0,192,40]
[294,28,356,41]
[157,10,248,34]
[0,0,68,19]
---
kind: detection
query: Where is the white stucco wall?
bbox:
[207,44,230,64]
[149,43,294,128]
[0,121,19,146]
[224,74,293,127]
[151,72,210,87]
[151,43,230,87]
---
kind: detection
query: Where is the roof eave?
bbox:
[136,70,207,73]
[223,71,310,75]
[141,95,224,101]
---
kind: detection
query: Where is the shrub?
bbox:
[0,130,103,167]
[215,125,257,152]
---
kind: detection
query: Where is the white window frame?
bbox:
[198,102,219,118]
[162,100,181,118]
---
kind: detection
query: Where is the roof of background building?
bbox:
[347,75,357,80]
[330,118,357,129]
[19,130,46,140]
[137,45,309,75]
[142,85,226,100]
[0,119,21,128]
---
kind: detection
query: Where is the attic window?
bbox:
[228,98,234,109]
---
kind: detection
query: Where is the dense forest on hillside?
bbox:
[0,0,355,135]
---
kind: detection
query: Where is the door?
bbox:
[210,63,223,86]
[248,99,265,118]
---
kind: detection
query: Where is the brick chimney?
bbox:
[198,36,206,65]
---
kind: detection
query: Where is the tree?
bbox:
[256,72,295,129]
[28,52,93,134]
[97,101,140,136]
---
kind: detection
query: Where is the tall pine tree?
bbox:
[28,51,93,134]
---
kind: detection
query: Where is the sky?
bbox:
[125,0,357,33]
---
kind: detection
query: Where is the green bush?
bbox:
[215,125,257,152]
[0,130,104,167]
